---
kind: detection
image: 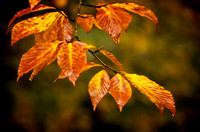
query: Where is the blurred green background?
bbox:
[1,0,200,131]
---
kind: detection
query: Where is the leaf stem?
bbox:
[88,49,118,73]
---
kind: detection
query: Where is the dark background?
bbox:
[1,0,200,131]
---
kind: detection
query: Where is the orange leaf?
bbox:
[77,14,95,33]
[7,4,55,34]
[111,3,158,25]
[88,70,110,111]
[57,42,88,86]
[96,5,132,43]
[29,42,63,81]
[11,12,60,46]
[124,73,176,116]
[29,0,41,9]
[35,12,73,43]
[17,41,62,81]
[100,50,123,70]
[109,74,132,112]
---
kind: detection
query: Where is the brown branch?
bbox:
[88,49,119,74]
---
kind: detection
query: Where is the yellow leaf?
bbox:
[7,4,55,34]
[11,12,60,46]
[100,50,123,70]
[57,42,88,86]
[112,3,158,25]
[124,73,176,116]
[35,12,73,43]
[88,70,110,111]
[17,41,63,81]
[109,74,132,112]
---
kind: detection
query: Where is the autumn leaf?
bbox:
[109,74,132,112]
[100,50,123,70]
[17,41,63,81]
[29,43,63,81]
[57,41,95,86]
[35,12,73,43]
[7,4,55,34]
[11,12,60,46]
[88,70,110,111]
[77,14,95,33]
[29,0,41,9]
[124,73,176,116]
[111,3,158,25]
[96,5,132,43]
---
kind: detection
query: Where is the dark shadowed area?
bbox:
[1,0,200,131]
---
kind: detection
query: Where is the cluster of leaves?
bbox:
[7,0,175,116]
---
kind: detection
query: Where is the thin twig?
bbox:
[54,6,75,22]
[88,49,119,73]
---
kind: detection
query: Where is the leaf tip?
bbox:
[93,106,97,111]
[16,76,20,82]
[119,106,123,112]
[29,78,33,81]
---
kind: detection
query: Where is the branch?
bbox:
[88,49,119,74]
[53,6,75,22]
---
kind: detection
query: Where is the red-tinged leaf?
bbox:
[29,42,63,81]
[111,3,158,25]
[124,73,176,116]
[7,4,55,34]
[100,50,123,70]
[57,42,87,86]
[96,5,132,43]
[17,41,62,81]
[54,62,102,83]
[11,12,60,46]
[88,70,110,111]
[77,14,95,33]
[109,74,132,112]
[35,12,73,43]
[29,0,41,9]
